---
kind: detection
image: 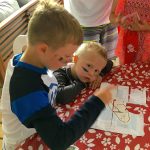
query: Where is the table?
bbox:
[16,63,150,150]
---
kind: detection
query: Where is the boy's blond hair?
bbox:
[28,0,83,49]
[75,41,107,60]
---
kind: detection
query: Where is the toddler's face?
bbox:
[75,51,106,83]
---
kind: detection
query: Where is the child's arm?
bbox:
[20,87,112,150]
[25,95,106,150]
[53,68,86,104]
[10,69,113,150]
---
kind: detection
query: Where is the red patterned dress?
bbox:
[115,0,150,64]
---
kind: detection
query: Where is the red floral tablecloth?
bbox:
[16,63,150,150]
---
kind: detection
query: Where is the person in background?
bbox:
[0,0,113,150]
[54,42,113,104]
[110,0,150,64]
[64,0,118,59]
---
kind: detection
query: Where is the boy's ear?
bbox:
[37,43,49,54]
[72,55,78,63]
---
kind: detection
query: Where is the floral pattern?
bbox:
[17,63,150,150]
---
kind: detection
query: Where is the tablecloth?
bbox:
[16,63,150,150]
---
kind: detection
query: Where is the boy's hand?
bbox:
[89,76,102,90]
[93,85,114,105]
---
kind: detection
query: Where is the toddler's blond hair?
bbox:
[75,42,107,60]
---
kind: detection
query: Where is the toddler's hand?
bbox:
[89,76,102,90]
[93,85,114,105]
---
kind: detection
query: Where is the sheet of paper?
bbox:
[129,88,147,105]
[100,83,129,102]
[117,85,129,102]
[96,82,145,136]
[92,105,144,136]
[100,82,117,99]
[100,82,147,105]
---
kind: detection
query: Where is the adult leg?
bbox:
[82,26,101,43]
[100,24,118,59]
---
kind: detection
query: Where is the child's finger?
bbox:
[90,81,98,90]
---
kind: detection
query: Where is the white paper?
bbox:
[92,104,144,136]
[100,82,147,105]
[100,83,129,102]
[117,85,129,102]
[100,82,117,99]
[129,88,146,105]
[94,82,146,136]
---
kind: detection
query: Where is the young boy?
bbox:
[0,0,113,150]
[54,42,113,104]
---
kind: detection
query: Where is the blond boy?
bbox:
[54,42,113,104]
[1,1,113,150]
